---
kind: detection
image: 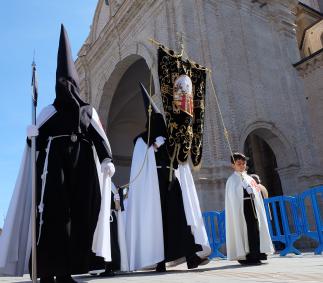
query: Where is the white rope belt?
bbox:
[37,136,53,244]
[156,165,175,170]
[110,210,118,222]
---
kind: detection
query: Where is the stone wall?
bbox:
[76,0,323,211]
[295,50,323,169]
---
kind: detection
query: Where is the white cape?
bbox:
[125,138,211,271]
[0,105,112,276]
[175,164,211,259]
[225,172,274,261]
[125,138,164,271]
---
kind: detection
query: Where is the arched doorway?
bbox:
[244,132,283,197]
[105,58,154,186]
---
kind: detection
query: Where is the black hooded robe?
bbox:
[135,113,201,264]
[31,107,112,278]
[30,24,113,278]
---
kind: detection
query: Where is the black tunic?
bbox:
[31,105,111,278]
[243,189,267,261]
[105,188,125,271]
[154,143,201,262]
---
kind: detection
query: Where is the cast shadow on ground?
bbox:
[77,263,257,282]
[12,263,267,283]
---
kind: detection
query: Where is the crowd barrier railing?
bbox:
[263,196,302,256]
[298,186,323,255]
[203,186,323,257]
[202,210,226,259]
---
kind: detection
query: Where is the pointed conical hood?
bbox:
[54,24,88,134]
[56,24,80,87]
[139,82,161,116]
[54,24,87,112]
[138,82,166,145]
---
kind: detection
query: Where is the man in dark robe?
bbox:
[0,24,115,283]
[125,83,210,272]
[32,24,115,283]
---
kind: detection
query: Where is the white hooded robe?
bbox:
[225,171,274,261]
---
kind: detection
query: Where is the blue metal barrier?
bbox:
[202,210,226,258]
[263,196,301,256]
[298,186,323,255]
[203,187,323,257]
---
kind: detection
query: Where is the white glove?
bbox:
[242,178,253,195]
[154,136,165,148]
[245,185,254,195]
[114,193,120,202]
[242,178,254,195]
[101,159,115,178]
[27,125,39,139]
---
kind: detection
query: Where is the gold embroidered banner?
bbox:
[157,46,206,168]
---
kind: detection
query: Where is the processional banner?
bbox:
[157,46,206,168]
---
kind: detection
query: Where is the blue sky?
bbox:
[0,1,99,227]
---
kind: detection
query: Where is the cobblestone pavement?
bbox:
[1,253,322,283]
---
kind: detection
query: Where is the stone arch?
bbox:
[96,41,160,128]
[97,52,157,186]
[244,133,284,196]
[97,54,143,126]
[240,122,300,196]
[240,121,299,169]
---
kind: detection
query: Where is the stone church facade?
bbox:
[76,0,323,211]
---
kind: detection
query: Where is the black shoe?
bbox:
[259,253,267,261]
[248,259,262,265]
[186,254,209,269]
[56,275,77,283]
[238,259,261,266]
[156,261,166,272]
[40,277,55,283]
[99,269,116,277]
[247,252,267,261]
